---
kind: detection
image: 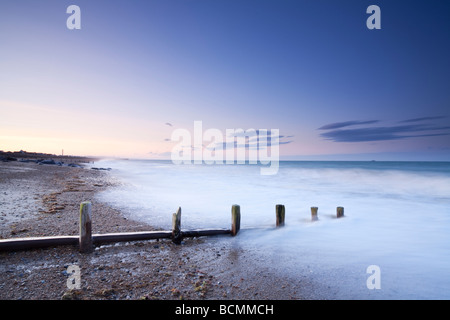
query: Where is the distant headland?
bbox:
[0,150,98,164]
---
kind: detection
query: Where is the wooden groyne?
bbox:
[0,202,344,253]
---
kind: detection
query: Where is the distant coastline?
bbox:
[0,150,99,163]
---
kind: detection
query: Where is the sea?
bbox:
[94,159,450,299]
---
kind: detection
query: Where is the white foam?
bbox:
[96,160,450,299]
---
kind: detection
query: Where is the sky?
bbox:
[1,0,449,161]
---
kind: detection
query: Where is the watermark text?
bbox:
[171,121,280,175]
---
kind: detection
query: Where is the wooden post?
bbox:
[79,201,93,253]
[337,206,344,218]
[172,207,182,244]
[231,205,240,236]
[276,204,285,227]
[311,207,318,221]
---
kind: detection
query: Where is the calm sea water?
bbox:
[95,159,450,299]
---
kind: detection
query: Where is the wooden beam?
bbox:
[311,207,318,221]
[79,201,93,253]
[93,231,172,244]
[337,206,344,218]
[172,207,182,244]
[182,229,231,237]
[0,229,233,252]
[0,236,78,251]
[276,204,285,227]
[231,204,240,236]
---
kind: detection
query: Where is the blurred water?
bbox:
[96,159,450,299]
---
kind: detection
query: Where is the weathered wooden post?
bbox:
[311,207,318,221]
[172,207,182,244]
[276,204,285,227]
[79,201,93,253]
[337,206,344,218]
[231,205,240,236]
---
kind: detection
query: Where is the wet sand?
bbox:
[0,160,330,300]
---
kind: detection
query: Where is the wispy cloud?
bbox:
[319,117,450,142]
[148,151,172,158]
[215,131,293,151]
[318,120,379,130]
[399,116,447,123]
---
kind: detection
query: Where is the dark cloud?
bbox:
[165,129,294,150]
[228,129,275,137]
[319,118,450,143]
[318,120,379,130]
[211,131,293,150]
[399,116,447,123]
